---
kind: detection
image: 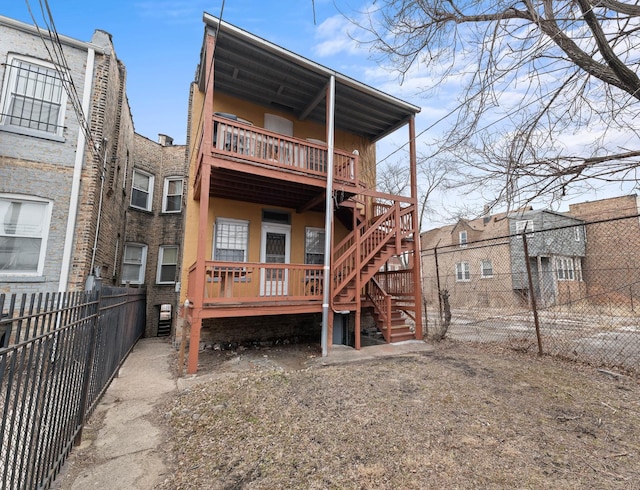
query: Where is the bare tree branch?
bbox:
[352,0,640,211]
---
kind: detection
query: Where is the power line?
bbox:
[24,0,102,160]
[375,1,640,167]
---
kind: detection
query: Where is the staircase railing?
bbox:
[332,199,415,302]
[366,278,392,342]
[332,202,395,297]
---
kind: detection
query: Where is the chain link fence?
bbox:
[422,215,640,375]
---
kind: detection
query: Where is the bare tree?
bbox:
[357,0,640,210]
[377,153,455,231]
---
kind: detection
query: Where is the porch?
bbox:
[187,261,324,318]
[193,114,360,202]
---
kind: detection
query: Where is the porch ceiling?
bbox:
[202,14,421,143]
[210,166,330,212]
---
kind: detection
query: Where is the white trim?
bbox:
[515,220,534,234]
[59,47,94,291]
[304,226,325,265]
[0,54,69,138]
[260,222,291,296]
[212,217,249,261]
[121,243,147,285]
[130,168,155,211]
[0,15,106,53]
[161,176,183,213]
[459,230,467,248]
[0,194,53,276]
[480,259,493,278]
[156,245,178,284]
[455,261,470,282]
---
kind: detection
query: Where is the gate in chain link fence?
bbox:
[422,215,640,375]
[0,286,146,490]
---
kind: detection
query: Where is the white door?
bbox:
[260,223,291,296]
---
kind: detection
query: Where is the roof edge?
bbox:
[202,12,421,116]
[0,15,106,54]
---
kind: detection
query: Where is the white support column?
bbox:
[321,74,336,357]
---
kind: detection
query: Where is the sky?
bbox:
[2,1,637,224]
[2,0,419,146]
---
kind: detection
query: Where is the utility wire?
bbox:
[24,0,102,159]
[375,1,639,167]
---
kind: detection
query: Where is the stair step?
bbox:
[390,331,415,342]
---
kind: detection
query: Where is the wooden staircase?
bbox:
[332,199,417,343]
[372,298,415,342]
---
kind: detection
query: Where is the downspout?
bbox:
[58,47,95,292]
[320,74,336,357]
[89,139,108,278]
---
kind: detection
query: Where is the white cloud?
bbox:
[313,14,364,58]
[134,1,206,23]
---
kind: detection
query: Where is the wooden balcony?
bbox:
[194,116,360,206]
[187,261,324,318]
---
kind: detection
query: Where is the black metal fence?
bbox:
[422,215,640,375]
[0,286,146,490]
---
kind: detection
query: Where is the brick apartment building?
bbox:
[128,133,187,336]
[0,15,131,295]
[0,15,188,336]
[569,194,640,306]
[421,208,586,309]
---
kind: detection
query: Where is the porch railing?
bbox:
[211,115,358,185]
[187,262,324,304]
[375,270,415,296]
[366,278,392,342]
[332,201,415,297]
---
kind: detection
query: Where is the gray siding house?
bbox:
[509,210,586,306]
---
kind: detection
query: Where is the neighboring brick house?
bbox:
[421,208,586,308]
[126,133,187,336]
[0,15,131,296]
[421,212,516,308]
[569,194,640,307]
[0,15,188,337]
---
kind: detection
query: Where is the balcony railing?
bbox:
[188,261,324,305]
[211,115,358,185]
[375,270,415,296]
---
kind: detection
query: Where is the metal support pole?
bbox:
[321,75,336,357]
[522,232,543,356]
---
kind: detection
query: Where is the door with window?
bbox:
[260,223,290,296]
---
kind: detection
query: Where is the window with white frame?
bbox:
[121,243,147,284]
[574,226,581,241]
[0,55,67,137]
[480,259,493,278]
[213,218,248,262]
[556,256,576,281]
[0,195,51,274]
[459,230,467,247]
[515,220,534,234]
[162,177,183,213]
[455,262,470,282]
[130,169,154,211]
[305,227,325,265]
[157,245,178,284]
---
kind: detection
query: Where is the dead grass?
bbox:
[158,342,640,489]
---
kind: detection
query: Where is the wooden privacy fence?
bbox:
[0,286,146,490]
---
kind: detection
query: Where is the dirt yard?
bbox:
[158,342,639,489]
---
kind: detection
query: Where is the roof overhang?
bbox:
[202,13,420,143]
